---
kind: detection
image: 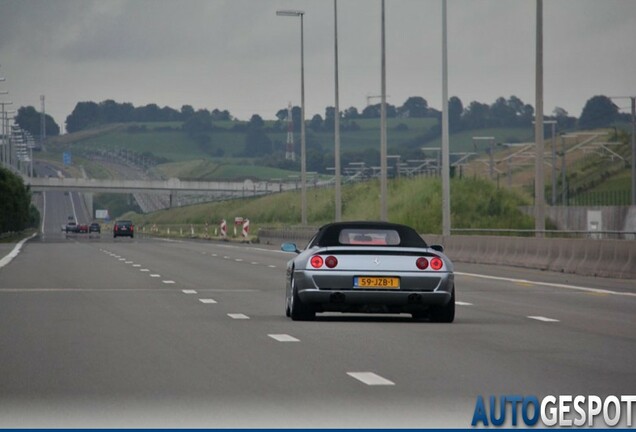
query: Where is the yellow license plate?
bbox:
[354,276,400,289]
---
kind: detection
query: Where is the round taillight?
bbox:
[325,256,338,268]
[310,255,324,268]
[430,257,443,270]
[416,257,429,270]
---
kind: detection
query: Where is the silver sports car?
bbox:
[281,221,455,322]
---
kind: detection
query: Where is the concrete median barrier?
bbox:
[258,227,634,280]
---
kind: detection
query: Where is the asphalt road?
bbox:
[0,193,634,427]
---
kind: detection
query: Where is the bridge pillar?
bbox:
[85,193,93,220]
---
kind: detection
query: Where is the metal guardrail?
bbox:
[451,228,636,240]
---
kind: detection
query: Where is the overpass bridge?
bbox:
[22,175,301,198]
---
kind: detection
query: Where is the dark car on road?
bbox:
[113,220,134,238]
[89,222,101,233]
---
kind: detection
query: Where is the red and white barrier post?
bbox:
[219,219,227,239]
[242,218,250,239]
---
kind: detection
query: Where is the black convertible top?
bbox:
[310,221,428,248]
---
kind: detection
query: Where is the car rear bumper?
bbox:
[298,288,452,306]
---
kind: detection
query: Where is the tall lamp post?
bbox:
[379,0,388,221]
[277,9,307,225]
[441,0,450,237]
[334,0,342,221]
[534,0,545,238]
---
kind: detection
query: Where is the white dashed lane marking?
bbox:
[347,372,395,386]
[228,313,250,320]
[132,264,141,267]
[528,316,560,322]
[140,269,149,272]
[162,280,175,284]
[150,274,161,278]
[268,334,300,342]
[125,261,133,264]
[456,301,473,306]
[199,299,217,304]
[182,290,197,294]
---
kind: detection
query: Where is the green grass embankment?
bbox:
[124,176,535,238]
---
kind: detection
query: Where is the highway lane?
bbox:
[0,233,634,428]
[34,162,93,241]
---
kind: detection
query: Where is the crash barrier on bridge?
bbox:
[258,227,636,280]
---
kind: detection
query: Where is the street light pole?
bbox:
[632,97,635,206]
[334,0,342,221]
[380,0,388,221]
[277,9,307,225]
[534,0,545,237]
[441,0,451,237]
[534,119,557,205]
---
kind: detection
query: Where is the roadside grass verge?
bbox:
[124,176,535,237]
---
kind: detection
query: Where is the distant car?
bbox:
[77,224,89,234]
[65,221,78,233]
[281,221,455,322]
[113,220,134,238]
[89,223,101,233]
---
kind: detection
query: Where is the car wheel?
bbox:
[289,278,315,321]
[430,288,455,323]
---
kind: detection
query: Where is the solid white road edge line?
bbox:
[347,372,395,386]
[0,233,38,269]
[455,271,636,297]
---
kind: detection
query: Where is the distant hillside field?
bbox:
[45,120,631,207]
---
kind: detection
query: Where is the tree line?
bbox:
[0,167,39,235]
[12,94,629,140]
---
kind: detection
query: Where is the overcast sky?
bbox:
[1,0,634,132]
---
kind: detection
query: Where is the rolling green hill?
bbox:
[43,120,631,211]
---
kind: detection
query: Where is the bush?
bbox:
[0,167,40,234]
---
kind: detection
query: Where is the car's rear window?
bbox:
[338,229,400,246]
[311,222,428,248]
